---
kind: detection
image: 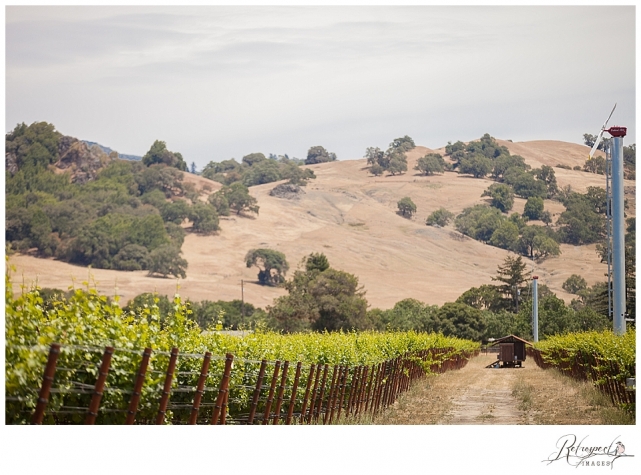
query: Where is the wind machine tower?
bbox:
[588,104,627,335]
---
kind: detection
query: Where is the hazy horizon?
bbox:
[5,5,636,169]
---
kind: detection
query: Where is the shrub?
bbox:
[426,208,454,227]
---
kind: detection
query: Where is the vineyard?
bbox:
[5,276,479,424]
[528,330,636,415]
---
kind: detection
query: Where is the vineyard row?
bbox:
[22,343,478,425]
[527,330,636,414]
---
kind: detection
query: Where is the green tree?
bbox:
[535,165,559,197]
[136,164,184,197]
[364,147,385,166]
[189,203,219,234]
[397,197,417,218]
[517,225,560,259]
[562,274,588,294]
[268,253,371,332]
[214,182,259,216]
[308,269,369,331]
[456,285,506,312]
[483,310,517,341]
[523,196,544,220]
[165,222,186,248]
[389,135,415,152]
[245,249,289,286]
[426,208,454,227]
[242,159,282,186]
[504,170,547,199]
[160,200,191,224]
[305,146,336,165]
[490,154,529,180]
[305,252,330,273]
[378,298,439,332]
[414,153,445,176]
[491,255,528,313]
[557,190,605,245]
[459,154,492,178]
[142,140,187,171]
[370,163,384,176]
[5,121,61,173]
[191,299,262,330]
[435,302,486,341]
[208,191,230,216]
[386,149,408,175]
[489,221,520,250]
[281,163,315,186]
[242,152,266,167]
[455,205,505,242]
[482,183,514,212]
[445,140,465,156]
[148,244,188,278]
[112,244,150,271]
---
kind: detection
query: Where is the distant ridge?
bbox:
[82,140,142,161]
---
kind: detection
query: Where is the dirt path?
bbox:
[373,354,631,425]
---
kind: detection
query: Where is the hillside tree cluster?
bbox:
[5,122,244,278]
[201,151,317,188]
[364,135,415,176]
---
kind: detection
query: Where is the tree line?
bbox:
[390,133,632,263]
[35,251,626,342]
[5,122,259,278]
[199,145,337,188]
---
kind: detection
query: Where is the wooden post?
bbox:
[313,364,329,423]
[31,343,61,425]
[285,362,302,425]
[85,346,114,425]
[188,352,212,425]
[305,364,322,424]
[346,366,361,417]
[299,364,316,425]
[211,353,234,425]
[125,347,152,424]
[262,362,281,425]
[272,361,289,425]
[336,366,349,420]
[323,365,339,425]
[247,360,268,424]
[355,366,369,417]
[363,363,378,415]
[156,347,179,425]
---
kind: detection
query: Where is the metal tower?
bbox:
[588,104,627,334]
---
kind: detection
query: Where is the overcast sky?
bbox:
[5,5,636,169]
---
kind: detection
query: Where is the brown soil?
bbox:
[8,140,634,309]
[373,355,627,425]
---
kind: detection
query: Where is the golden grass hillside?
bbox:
[8,140,635,310]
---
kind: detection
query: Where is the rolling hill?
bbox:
[8,139,635,310]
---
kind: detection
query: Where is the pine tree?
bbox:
[491,255,529,313]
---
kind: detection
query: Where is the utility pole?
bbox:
[532,276,539,343]
[241,279,245,329]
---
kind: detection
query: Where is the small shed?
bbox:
[488,334,533,368]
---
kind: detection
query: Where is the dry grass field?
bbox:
[8,139,635,310]
[370,354,634,425]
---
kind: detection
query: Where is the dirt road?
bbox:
[373,354,629,425]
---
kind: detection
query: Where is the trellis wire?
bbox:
[19,342,478,425]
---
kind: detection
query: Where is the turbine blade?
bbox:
[603,103,617,129]
[588,103,616,159]
[589,129,605,159]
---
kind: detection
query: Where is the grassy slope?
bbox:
[8,139,635,310]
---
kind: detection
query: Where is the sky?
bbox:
[4,5,637,170]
